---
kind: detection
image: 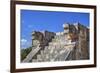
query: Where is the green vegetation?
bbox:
[21,47,32,61]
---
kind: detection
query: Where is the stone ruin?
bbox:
[32,30,56,47]
[22,22,89,62]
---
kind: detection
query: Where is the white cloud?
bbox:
[28,25,33,28]
[21,38,27,43]
[21,38,31,49]
[21,38,28,47]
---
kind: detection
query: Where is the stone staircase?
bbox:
[31,35,76,62]
[22,45,41,62]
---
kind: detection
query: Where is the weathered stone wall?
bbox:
[69,24,78,34]
[32,31,44,47]
[24,23,89,62]
[43,31,56,45]
[32,31,55,47]
[78,24,89,59]
[64,23,89,60]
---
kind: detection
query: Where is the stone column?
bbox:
[63,23,69,34]
[32,31,35,47]
[32,31,40,47]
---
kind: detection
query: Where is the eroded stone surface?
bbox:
[22,22,89,62]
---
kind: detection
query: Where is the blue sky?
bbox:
[20,9,89,49]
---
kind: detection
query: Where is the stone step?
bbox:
[22,45,41,62]
[30,34,76,62]
[49,48,54,54]
[52,39,63,42]
[35,47,73,62]
[37,54,41,59]
[51,40,73,45]
[54,35,66,39]
[44,48,50,54]
[49,42,61,46]
[53,48,72,61]
[40,50,45,59]
[32,59,37,62]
